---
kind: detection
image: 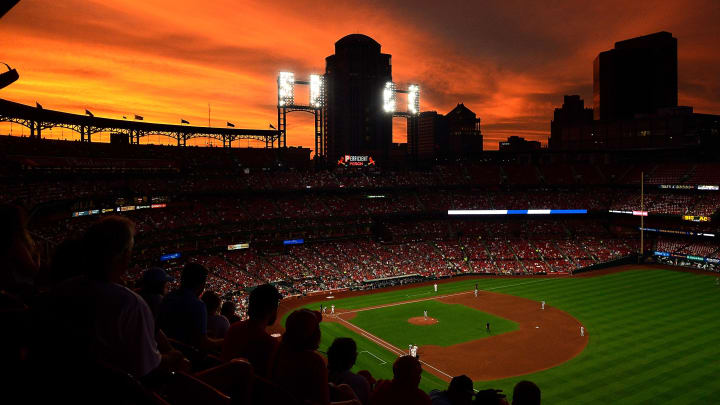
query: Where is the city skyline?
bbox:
[1,0,718,151]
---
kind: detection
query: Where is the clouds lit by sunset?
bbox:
[1,0,718,151]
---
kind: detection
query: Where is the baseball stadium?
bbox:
[3,1,720,404]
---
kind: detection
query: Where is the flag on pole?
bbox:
[181,119,189,124]
[226,121,235,127]
[134,114,143,120]
[269,124,276,130]
[85,109,94,117]
[36,101,42,109]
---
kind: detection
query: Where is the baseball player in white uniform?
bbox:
[434,283,438,292]
[331,304,335,315]
[411,345,418,358]
[474,288,478,297]
[408,345,412,355]
[580,326,585,337]
[541,301,545,310]
[423,310,428,320]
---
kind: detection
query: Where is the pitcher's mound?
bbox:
[408,316,438,325]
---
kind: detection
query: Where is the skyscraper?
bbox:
[325,34,393,163]
[593,31,678,121]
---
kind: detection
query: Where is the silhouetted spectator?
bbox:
[139,266,174,322]
[512,381,540,405]
[222,283,281,377]
[159,262,222,351]
[473,389,507,405]
[221,300,241,324]
[45,216,185,378]
[272,309,360,405]
[48,237,84,286]
[328,337,372,404]
[430,374,474,405]
[202,290,230,338]
[369,355,431,405]
[0,204,38,300]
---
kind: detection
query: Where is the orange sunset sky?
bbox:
[1,0,719,152]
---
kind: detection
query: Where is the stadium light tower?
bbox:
[383,81,421,158]
[276,72,325,156]
[383,81,396,113]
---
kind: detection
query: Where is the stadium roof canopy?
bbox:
[0,98,280,146]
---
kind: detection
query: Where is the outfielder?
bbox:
[541,301,545,310]
[331,304,335,315]
[434,283,438,292]
[423,310,428,320]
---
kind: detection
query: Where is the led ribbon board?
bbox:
[448,209,587,215]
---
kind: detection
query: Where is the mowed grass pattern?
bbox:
[288,270,720,403]
[349,300,518,347]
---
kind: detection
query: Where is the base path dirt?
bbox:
[408,316,438,325]
[422,291,587,381]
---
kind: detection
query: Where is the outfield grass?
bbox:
[286,269,720,403]
[349,300,517,347]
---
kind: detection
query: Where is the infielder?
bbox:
[408,344,413,355]
[580,326,585,337]
[331,304,335,315]
[423,310,428,320]
[541,301,545,310]
[412,345,418,358]
[434,283,438,292]
[474,287,478,297]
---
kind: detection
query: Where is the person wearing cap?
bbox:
[222,283,282,377]
[369,355,431,405]
[139,266,174,323]
[272,309,360,405]
[430,374,474,405]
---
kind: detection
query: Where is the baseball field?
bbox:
[278,267,720,403]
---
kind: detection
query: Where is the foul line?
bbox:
[334,314,454,380]
[341,278,549,315]
[359,350,387,365]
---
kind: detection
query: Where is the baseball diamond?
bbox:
[276,266,720,403]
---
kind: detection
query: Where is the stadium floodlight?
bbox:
[383,81,396,113]
[408,84,420,115]
[309,74,323,108]
[278,72,295,107]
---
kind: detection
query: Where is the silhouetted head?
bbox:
[512,381,540,405]
[448,374,474,405]
[283,309,321,351]
[81,216,135,283]
[180,262,208,295]
[392,355,422,388]
[221,301,237,318]
[248,283,281,324]
[201,290,222,315]
[141,266,174,295]
[327,337,358,372]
